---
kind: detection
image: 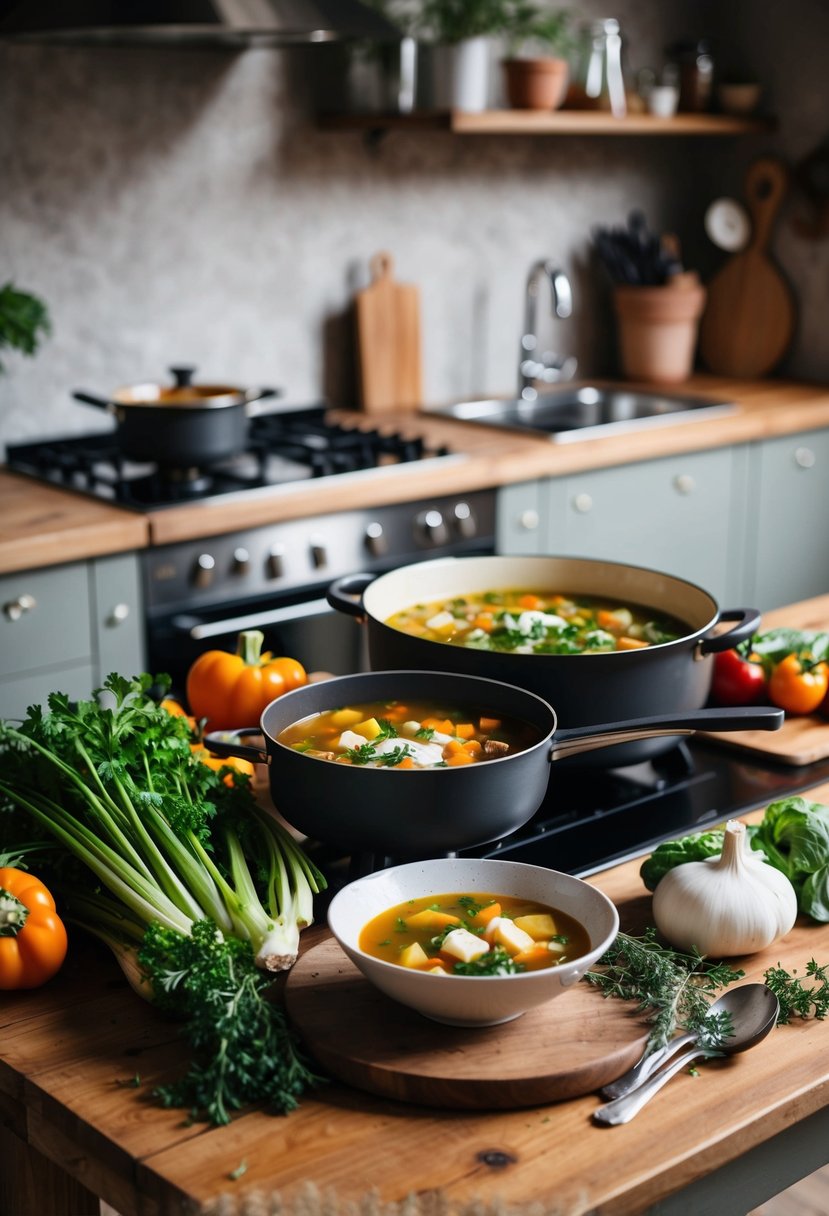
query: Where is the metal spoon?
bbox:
[600,982,773,1100]
[593,983,779,1126]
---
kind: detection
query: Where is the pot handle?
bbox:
[327,572,376,619]
[73,390,116,413]
[696,608,761,658]
[243,387,282,413]
[549,705,783,763]
[203,728,269,766]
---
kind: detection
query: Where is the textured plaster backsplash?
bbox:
[1,0,827,446]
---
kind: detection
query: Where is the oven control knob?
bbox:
[266,545,285,579]
[310,536,328,569]
[364,522,388,558]
[232,547,251,575]
[417,509,450,546]
[192,553,215,589]
[452,501,477,539]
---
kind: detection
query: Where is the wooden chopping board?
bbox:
[699,156,796,377]
[701,594,829,765]
[355,251,423,413]
[284,937,648,1110]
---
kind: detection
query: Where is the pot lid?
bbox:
[0,1,401,46]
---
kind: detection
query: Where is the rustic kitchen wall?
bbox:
[0,0,826,444]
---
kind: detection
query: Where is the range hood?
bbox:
[0,1,401,46]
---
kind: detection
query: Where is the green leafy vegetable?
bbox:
[752,797,829,921]
[640,829,734,891]
[0,673,327,1124]
[0,281,51,373]
[139,920,318,1125]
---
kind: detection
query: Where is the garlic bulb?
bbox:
[652,819,797,957]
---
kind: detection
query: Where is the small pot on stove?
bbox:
[73,366,281,465]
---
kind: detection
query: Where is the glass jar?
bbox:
[666,39,714,112]
[568,18,627,117]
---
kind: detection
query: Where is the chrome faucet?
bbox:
[518,261,577,401]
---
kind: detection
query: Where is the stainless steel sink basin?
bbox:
[425,385,737,443]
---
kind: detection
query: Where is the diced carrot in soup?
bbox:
[455,722,476,739]
[617,636,649,650]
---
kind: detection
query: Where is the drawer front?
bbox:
[0,563,92,680]
[92,553,145,680]
[0,662,96,721]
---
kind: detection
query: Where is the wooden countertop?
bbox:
[3,374,829,571]
[4,790,829,1216]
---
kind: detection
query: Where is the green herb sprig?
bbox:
[763,960,829,1023]
[586,929,744,1052]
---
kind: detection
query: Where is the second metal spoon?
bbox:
[593,983,780,1126]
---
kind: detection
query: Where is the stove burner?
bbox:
[5,405,453,509]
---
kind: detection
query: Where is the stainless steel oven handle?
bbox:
[171,598,334,641]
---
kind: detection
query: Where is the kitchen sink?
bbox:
[424,385,737,443]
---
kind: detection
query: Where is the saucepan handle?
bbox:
[327,573,376,620]
[73,390,116,413]
[696,608,761,658]
[549,706,783,763]
[203,728,269,766]
[243,387,282,413]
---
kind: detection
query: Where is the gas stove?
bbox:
[4,404,460,510]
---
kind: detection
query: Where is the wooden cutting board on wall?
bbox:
[699,156,796,377]
[355,251,423,413]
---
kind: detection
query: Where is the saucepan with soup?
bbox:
[204,669,781,861]
[327,554,763,766]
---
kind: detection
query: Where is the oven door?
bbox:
[149,585,367,694]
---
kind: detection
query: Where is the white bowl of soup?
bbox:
[327,857,619,1026]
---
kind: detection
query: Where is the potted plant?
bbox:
[500,4,573,111]
[0,281,51,375]
[418,0,517,112]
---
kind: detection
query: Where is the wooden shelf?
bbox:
[319,109,775,136]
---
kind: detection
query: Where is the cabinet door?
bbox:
[0,563,92,681]
[497,479,568,554]
[561,447,743,604]
[92,553,145,681]
[748,430,829,610]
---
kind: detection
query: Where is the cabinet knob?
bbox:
[572,492,593,514]
[3,593,36,622]
[310,536,328,569]
[795,446,816,470]
[673,474,696,495]
[108,602,130,626]
[232,547,251,574]
[518,508,540,531]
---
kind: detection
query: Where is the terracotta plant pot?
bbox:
[612,282,707,383]
[503,57,569,110]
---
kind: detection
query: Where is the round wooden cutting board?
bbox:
[285,938,648,1110]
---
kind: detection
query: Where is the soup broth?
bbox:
[385,589,686,655]
[359,892,591,975]
[276,699,540,768]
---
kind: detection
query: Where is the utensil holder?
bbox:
[612,282,706,383]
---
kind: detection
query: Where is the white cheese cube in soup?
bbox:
[485,917,536,955]
[373,737,444,766]
[441,928,491,964]
[337,729,369,751]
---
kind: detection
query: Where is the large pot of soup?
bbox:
[204,670,781,862]
[326,555,762,767]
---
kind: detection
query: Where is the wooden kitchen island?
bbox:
[4,793,829,1216]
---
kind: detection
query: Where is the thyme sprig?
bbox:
[763,960,829,1023]
[586,928,745,1051]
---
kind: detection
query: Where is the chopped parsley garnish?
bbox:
[342,742,378,765]
[374,745,413,767]
[454,946,525,976]
[414,726,435,741]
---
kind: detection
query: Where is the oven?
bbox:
[141,489,496,693]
